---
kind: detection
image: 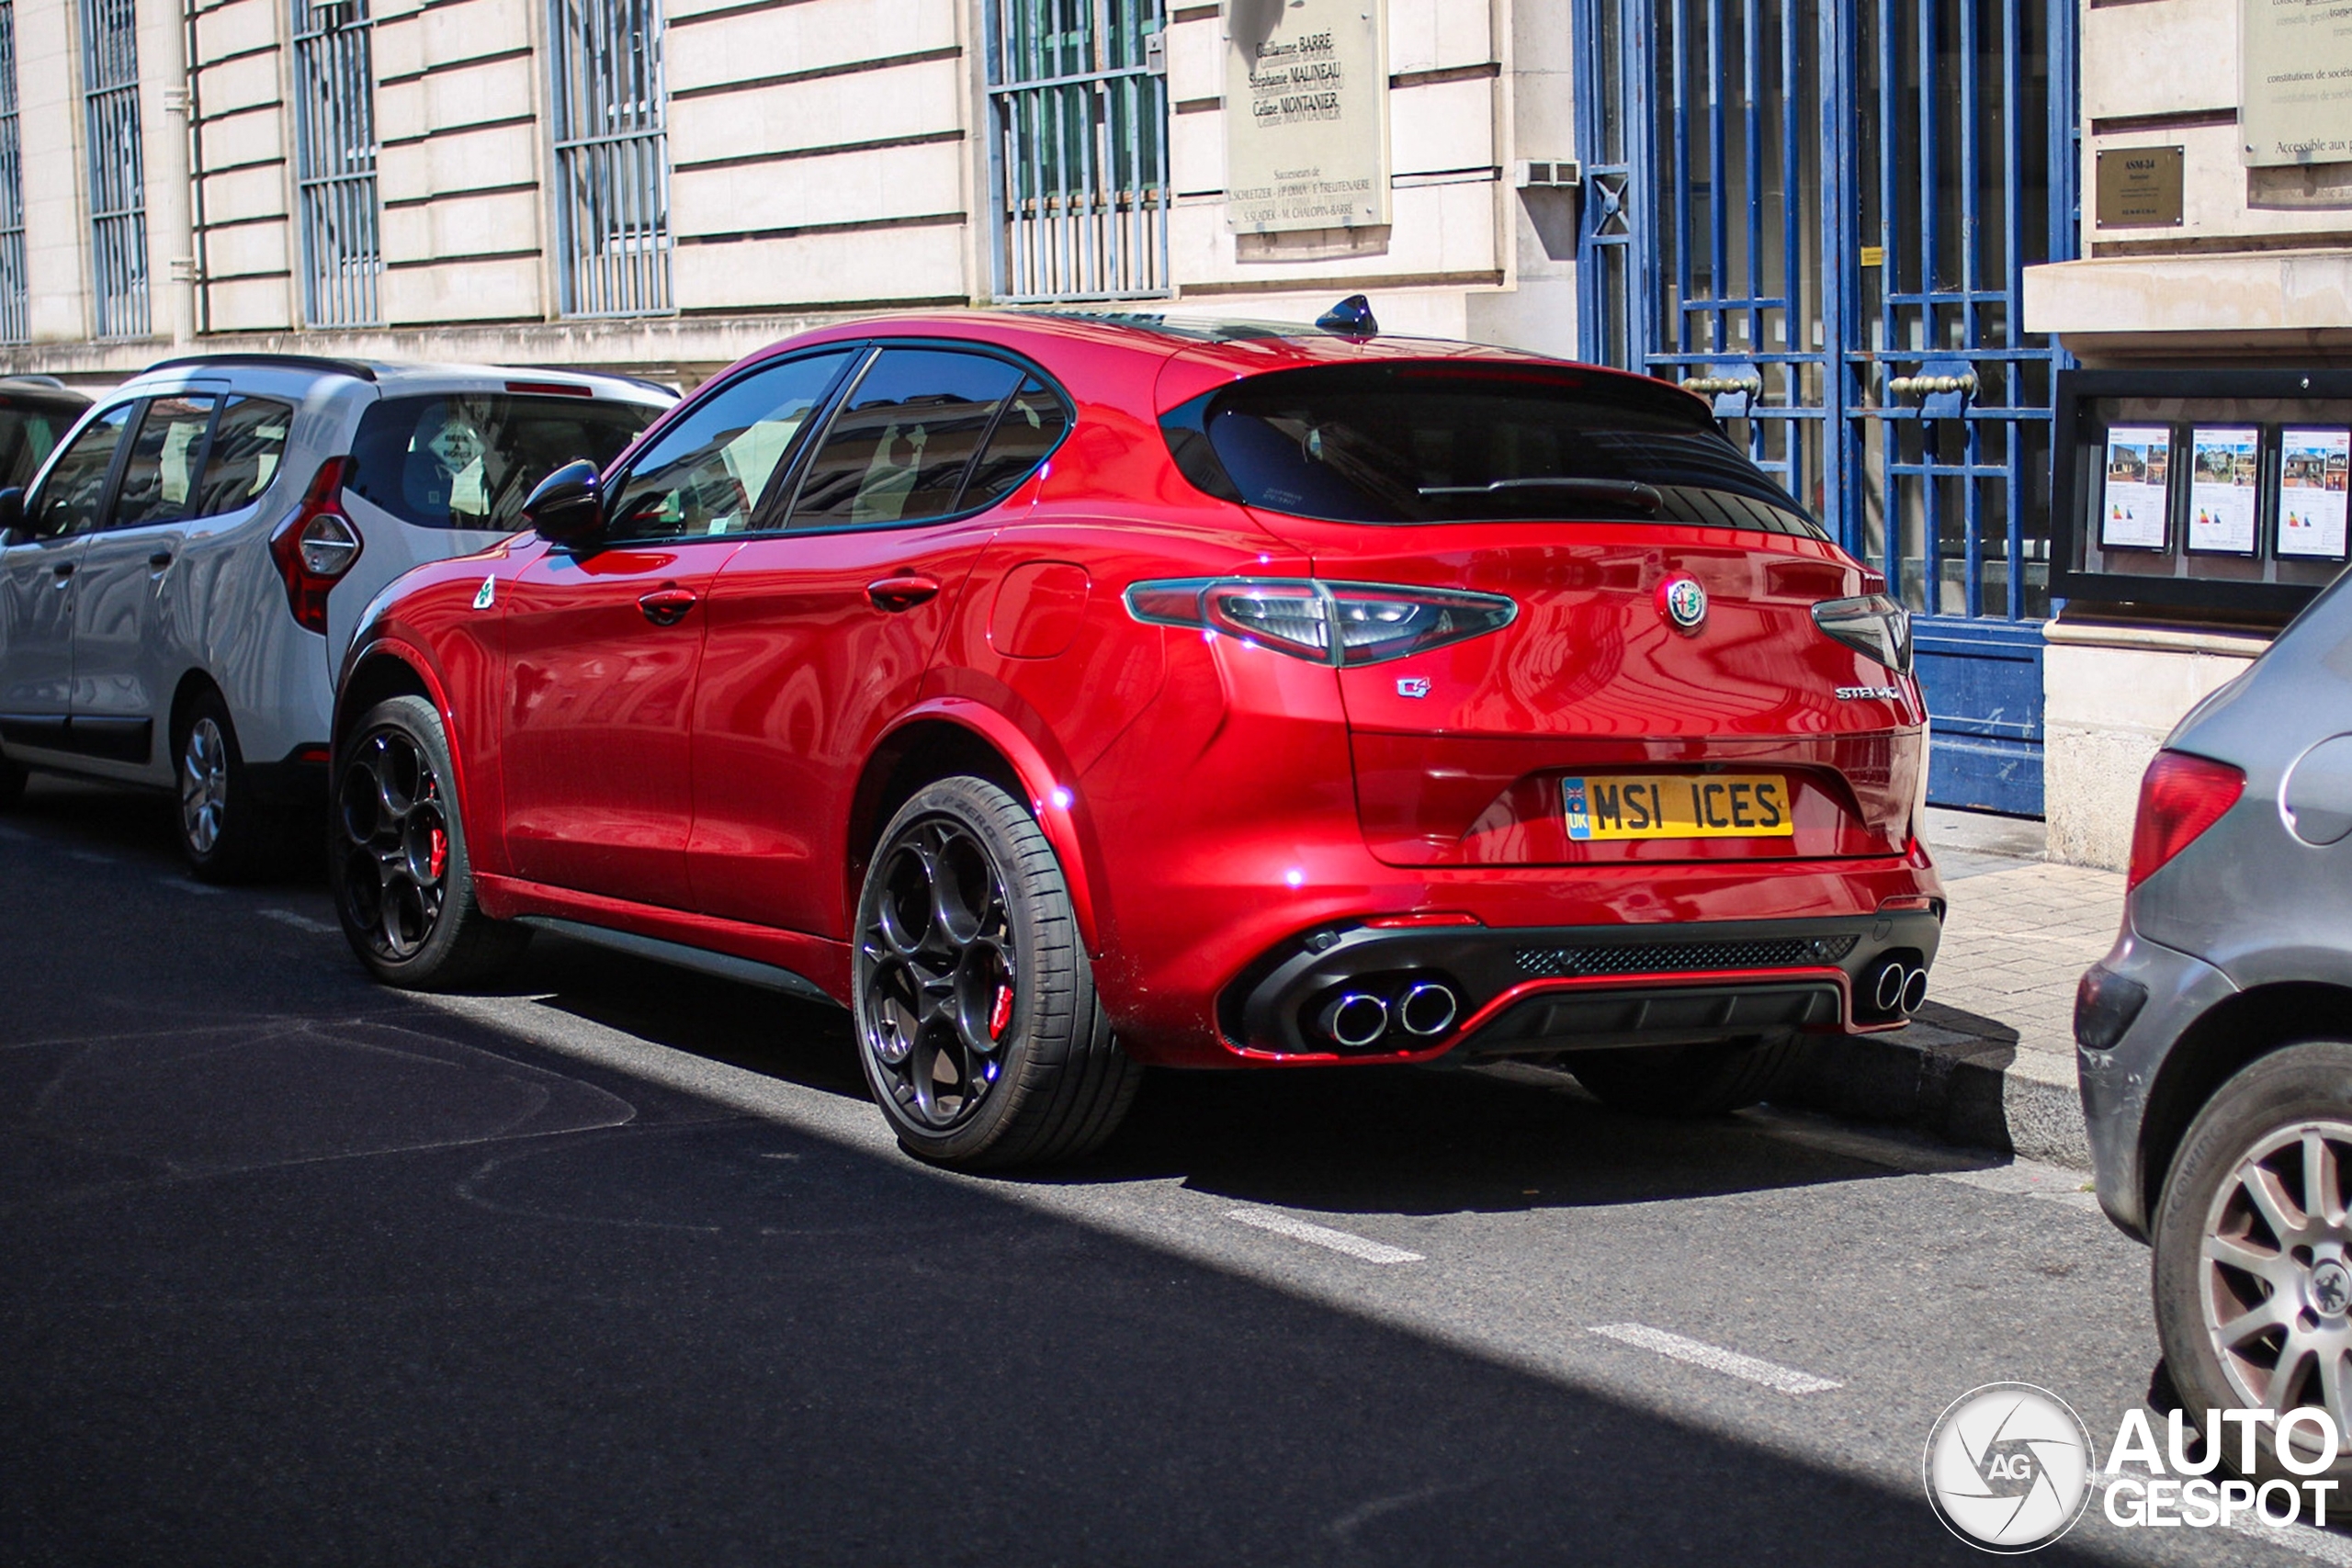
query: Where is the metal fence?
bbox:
[0,0,27,344]
[985,0,1168,303]
[547,0,671,318]
[80,0,144,339]
[291,0,381,326]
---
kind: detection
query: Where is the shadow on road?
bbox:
[0,775,2111,1564]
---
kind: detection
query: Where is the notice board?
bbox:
[2242,0,2352,166]
[1223,0,1391,232]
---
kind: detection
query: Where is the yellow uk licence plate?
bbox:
[1564,773,1793,840]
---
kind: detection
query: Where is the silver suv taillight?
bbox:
[1125,577,1516,667]
[1811,593,1913,674]
[266,457,364,634]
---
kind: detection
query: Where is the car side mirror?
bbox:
[523,459,604,547]
[0,487,25,543]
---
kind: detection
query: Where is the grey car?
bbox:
[0,354,670,877]
[2079,568,2352,1461]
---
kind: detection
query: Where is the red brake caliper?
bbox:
[988,982,1013,1041]
[427,826,448,882]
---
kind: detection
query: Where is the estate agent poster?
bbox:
[2278,427,2352,558]
[2242,0,2352,165]
[1223,0,1391,232]
[2100,425,2172,548]
[2188,426,2263,555]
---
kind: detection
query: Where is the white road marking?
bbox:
[258,908,338,934]
[1588,1323,1842,1395]
[162,879,222,896]
[1225,1208,1424,1265]
[65,851,115,864]
[0,824,28,840]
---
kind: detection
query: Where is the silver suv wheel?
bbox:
[180,716,229,855]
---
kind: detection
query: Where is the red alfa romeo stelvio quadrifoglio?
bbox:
[329,304,1943,1168]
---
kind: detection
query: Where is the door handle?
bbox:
[148,550,173,570]
[638,585,699,626]
[50,560,73,581]
[866,574,942,612]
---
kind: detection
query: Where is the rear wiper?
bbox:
[1415,477,1664,511]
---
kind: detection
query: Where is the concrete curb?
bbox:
[1777,1002,2092,1171]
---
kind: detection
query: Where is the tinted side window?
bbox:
[962,378,1069,509]
[605,351,854,542]
[112,396,220,529]
[0,406,64,489]
[191,396,293,516]
[348,392,662,532]
[789,349,1023,526]
[28,403,132,538]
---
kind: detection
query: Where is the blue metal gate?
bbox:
[1574,0,2075,815]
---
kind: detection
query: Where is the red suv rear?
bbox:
[331,310,1943,1167]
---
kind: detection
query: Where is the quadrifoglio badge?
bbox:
[1926,1384,2346,1552]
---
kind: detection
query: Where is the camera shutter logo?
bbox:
[1923,1383,2095,1552]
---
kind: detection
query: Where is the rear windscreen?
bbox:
[346,392,661,531]
[1172,364,1823,536]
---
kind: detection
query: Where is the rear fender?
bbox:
[865,696,1103,954]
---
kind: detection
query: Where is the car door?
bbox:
[498,347,859,909]
[0,403,133,754]
[687,345,1043,937]
[69,390,221,769]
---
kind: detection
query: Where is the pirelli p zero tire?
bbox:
[2155,1042,2352,1481]
[331,694,530,990]
[854,775,1141,1169]
[1568,1033,1801,1118]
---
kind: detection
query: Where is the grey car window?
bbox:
[28,403,133,538]
[111,395,220,530]
[349,392,661,533]
[189,397,292,517]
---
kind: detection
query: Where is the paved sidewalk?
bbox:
[1780,807,2125,1169]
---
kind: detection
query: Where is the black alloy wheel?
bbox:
[862,813,1019,1132]
[854,776,1139,1168]
[339,723,451,964]
[331,694,527,988]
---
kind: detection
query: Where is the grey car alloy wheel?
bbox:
[180,716,230,855]
[2200,1119,2352,1447]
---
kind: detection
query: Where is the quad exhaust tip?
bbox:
[1871,960,1928,1017]
[1321,992,1391,1048]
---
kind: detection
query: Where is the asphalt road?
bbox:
[0,775,2342,1566]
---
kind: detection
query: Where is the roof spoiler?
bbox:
[138,352,379,382]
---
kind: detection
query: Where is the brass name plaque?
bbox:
[2095,146,2186,228]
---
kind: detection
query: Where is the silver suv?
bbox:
[2079,568,2352,1464]
[0,354,672,876]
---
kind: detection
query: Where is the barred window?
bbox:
[80,0,144,338]
[548,0,671,318]
[291,0,381,326]
[0,0,27,344]
[985,0,1169,302]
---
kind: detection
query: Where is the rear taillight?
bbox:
[1811,593,1913,673]
[1125,577,1516,667]
[267,457,363,635]
[2128,750,2245,890]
